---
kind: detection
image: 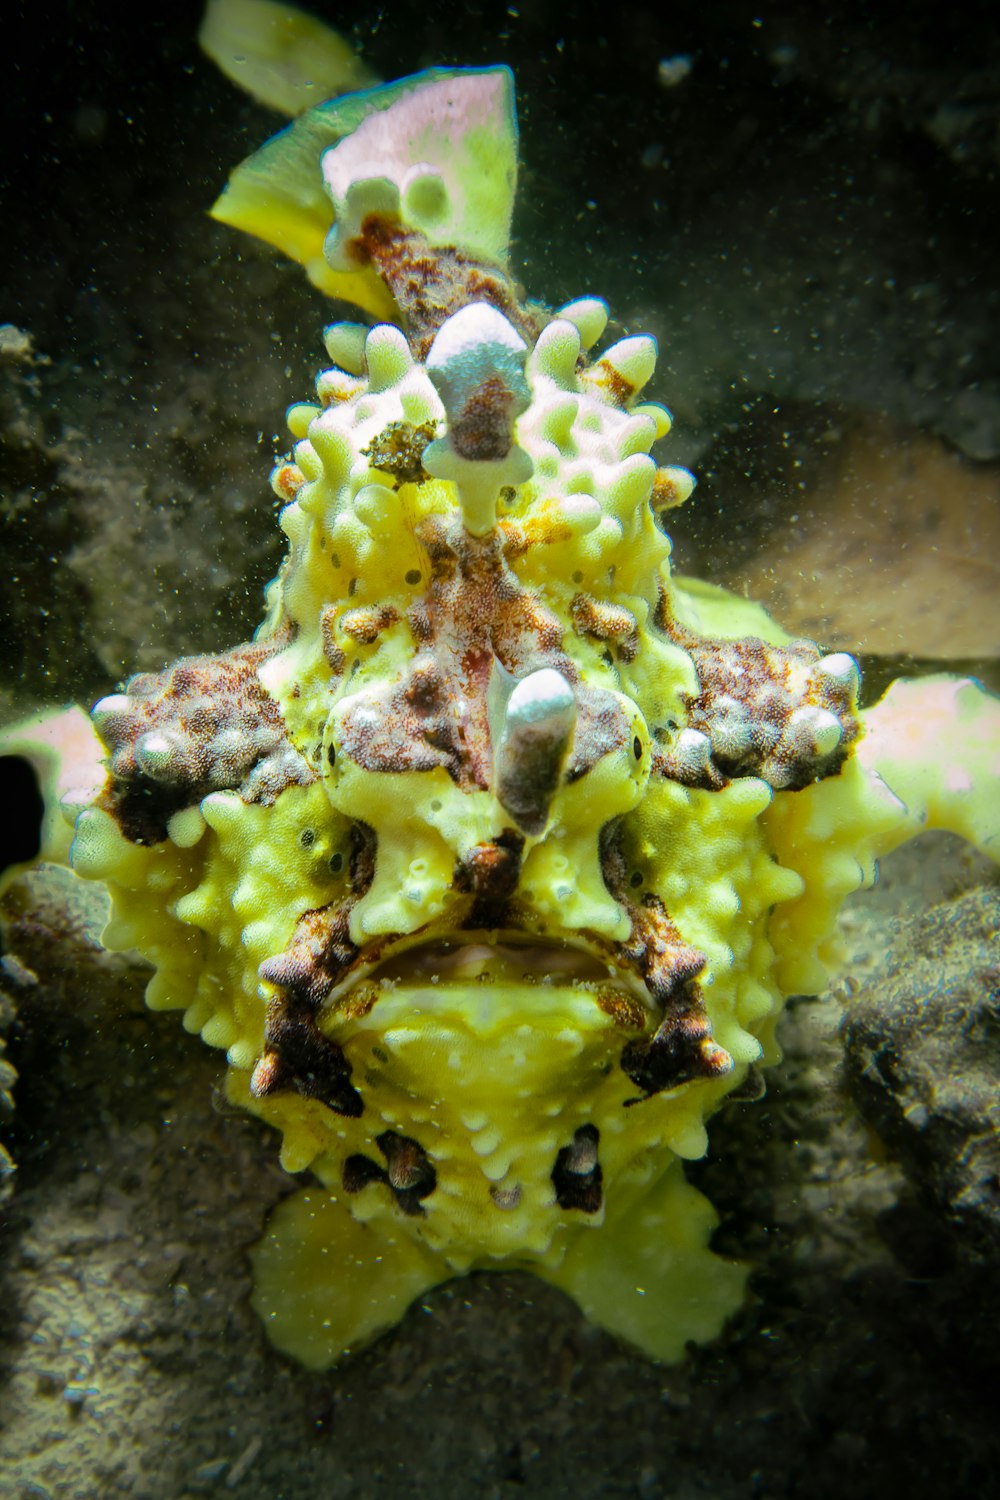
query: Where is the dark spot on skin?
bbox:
[339,520,595,792]
[595,822,733,1095]
[620,1011,732,1102]
[633,736,642,760]
[453,828,525,927]
[592,358,635,408]
[342,1155,384,1193]
[320,608,346,675]
[552,1124,603,1212]
[449,372,518,462]
[341,604,399,644]
[250,1000,363,1118]
[405,568,422,585]
[257,825,377,1014]
[343,1130,437,1216]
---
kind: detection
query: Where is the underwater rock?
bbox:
[842,885,1000,1263]
[0,982,16,1205]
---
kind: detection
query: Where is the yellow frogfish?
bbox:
[6,63,999,1370]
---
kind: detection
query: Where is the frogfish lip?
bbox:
[325,929,655,1015]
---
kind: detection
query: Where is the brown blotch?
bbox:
[552,1124,603,1213]
[320,606,346,673]
[258,902,360,1010]
[341,603,399,644]
[271,463,306,502]
[652,587,859,791]
[337,520,574,791]
[97,628,308,847]
[453,828,525,927]
[618,893,707,1009]
[250,999,362,1118]
[257,824,377,1011]
[343,1130,437,1216]
[651,467,689,512]
[362,419,436,487]
[333,520,634,804]
[620,1006,733,1102]
[591,985,649,1032]
[564,688,634,784]
[355,216,541,358]
[250,828,382,1117]
[449,372,519,462]
[598,824,733,1100]
[333,979,381,1022]
[588,358,635,409]
[570,592,640,663]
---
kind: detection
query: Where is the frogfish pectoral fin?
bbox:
[541,1162,749,1363]
[250,1186,447,1369]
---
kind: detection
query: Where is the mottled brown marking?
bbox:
[250,998,362,1117]
[317,369,364,405]
[320,606,346,673]
[339,521,562,789]
[97,629,307,846]
[337,519,634,794]
[271,463,305,502]
[490,1184,522,1210]
[362,419,436,487]
[652,590,860,791]
[620,1008,733,1102]
[341,603,399,644]
[499,509,580,557]
[356,216,541,358]
[342,1154,384,1193]
[449,372,518,462]
[343,1130,436,1216]
[332,979,381,1021]
[588,358,634,408]
[250,827,382,1114]
[453,828,525,927]
[651,467,689,511]
[258,824,377,1011]
[552,1124,603,1213]
[564,690,633,783]
[571,593,640,662]
[348,819,377,896]
[259,902,360,1009]
[591,985,649,1031]
[597,824,732,1098]
[618,894,708,1008]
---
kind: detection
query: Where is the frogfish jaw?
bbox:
[238,938,747,1371]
